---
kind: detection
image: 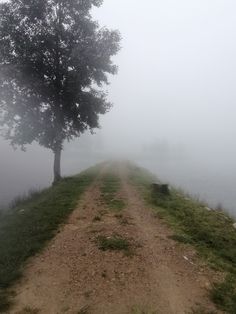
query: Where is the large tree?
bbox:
[0,0,120,182]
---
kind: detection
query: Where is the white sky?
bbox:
[1,0,236,212]
[92,0,236,156]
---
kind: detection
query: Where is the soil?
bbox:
[10,163,221,314]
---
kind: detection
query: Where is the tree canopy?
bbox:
[0,0,120,181]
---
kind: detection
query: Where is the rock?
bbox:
[205,207,212,211]
[152,183,170,195]
[233,223,236,229]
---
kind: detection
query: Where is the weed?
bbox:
[110,199,126,212]
[93,216,101,222]
[9,189,43,209]
[96,235,130,252]
[169,234,193,244]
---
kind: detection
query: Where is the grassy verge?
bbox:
[127,164,236,314]
[0,167,98,312]
[100,173,125,212]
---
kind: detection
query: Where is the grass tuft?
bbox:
[96,235,130,252]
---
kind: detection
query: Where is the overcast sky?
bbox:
[93,0,236,156]
[0,0,236,213]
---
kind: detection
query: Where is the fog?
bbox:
[0,0,236,216]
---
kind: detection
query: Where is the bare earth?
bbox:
[10,164,220,314]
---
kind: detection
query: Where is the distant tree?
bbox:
[0,0,120,182]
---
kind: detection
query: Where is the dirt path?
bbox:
[10,164,219,314]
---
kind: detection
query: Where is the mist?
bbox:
[1,0,236,216]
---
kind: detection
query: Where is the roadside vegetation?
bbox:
[100,174,126,212]
[97,234,130,252]
[128,164,236,314]
[0,167,98,312]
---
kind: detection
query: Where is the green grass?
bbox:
[210,275,236,313]
[127,164,236,314]
[101,174,125,212]
[0,167,98,312]
[96,235,130,252]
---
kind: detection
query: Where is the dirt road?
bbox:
[10,164,219,314]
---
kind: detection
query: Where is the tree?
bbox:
[0,0,120,182]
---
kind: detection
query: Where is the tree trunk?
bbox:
[53,146,62,184]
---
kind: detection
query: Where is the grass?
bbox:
[96,234,130,252]
[100,174,126,212]
[210,275,236,313]
[0,167,98,312]
[128,164,236,314]
[9,189,43,209]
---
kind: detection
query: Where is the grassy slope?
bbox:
[0,166,99,312]
[127,163,236,314]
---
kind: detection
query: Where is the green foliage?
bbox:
[97,235,130,252]
[0,0,120,152]
[211,275,236,314]
[0,168,97,311]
